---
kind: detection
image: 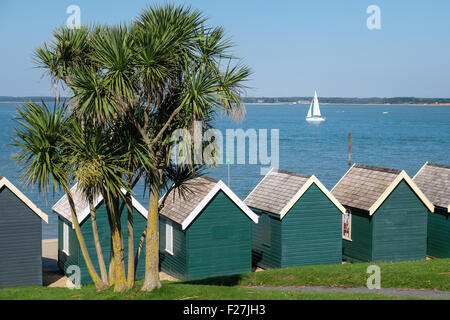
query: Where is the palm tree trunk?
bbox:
[108,252,115,285]
[89,199,109,285]
[108,197,128,292]
[134,227,146,275]
[125,193,135,288]
[141,169,162,291]
[64,187,108,291]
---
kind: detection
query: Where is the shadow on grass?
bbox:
[172,259,264,287]
[179,274,243,287]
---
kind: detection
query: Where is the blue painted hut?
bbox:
[413,162,450,258]
[52,184,148,285]
[245,169,346,269]
[0,177,48,288]
[332,164,434,262]
[159,175,259,281]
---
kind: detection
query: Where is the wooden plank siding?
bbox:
[159,218,187,280]
[343,180,428,262]
[252,210,282,269]
[372,181,428,262]
[185,191,253,280]
[0,186,43,288]
[252,184,342,269]
[426,208,450,258]
[342,209,373,262]
[58,202,147,285]
[281,184,342,267]
[159,191,253,281]
[58,217,79,275]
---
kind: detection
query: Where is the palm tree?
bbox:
[29,3,251,292]
[12,101,109,290]
[132,5,250,291]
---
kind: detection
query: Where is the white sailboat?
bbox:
[306,90,325,122]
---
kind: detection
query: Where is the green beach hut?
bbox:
[332,164,434,262]
[244,169,346,269]
[0,177,48,288]
[158,175,259,281]
[52,184,148,285]
[413,162,450,258]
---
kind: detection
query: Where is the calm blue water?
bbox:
[1,102,449,239]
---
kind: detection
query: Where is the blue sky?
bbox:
[1,0,449,97]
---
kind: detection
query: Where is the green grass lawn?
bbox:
[0,258,448,300]
[0,282,415,300]
[189,258,450,291]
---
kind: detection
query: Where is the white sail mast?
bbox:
[306,100,312,118]
[312,90,321,117]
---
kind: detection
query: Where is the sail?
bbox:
[312,90,321,117]
[306,100,312,118]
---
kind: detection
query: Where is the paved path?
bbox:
[251,285,450,300]
[42,239,177,287]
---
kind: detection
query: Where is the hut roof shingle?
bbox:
[52,184,148,226]
[332,163,434,214]
[413,162,450,212]
[331,164,402,212]
[159,175,258,229]
[244,169,312,214]
[159,176,218,225]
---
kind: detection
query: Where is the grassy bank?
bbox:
[0,258,447,300]
[0,282,415,300]
[191,258,450,291]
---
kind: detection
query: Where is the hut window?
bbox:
[343,209,352,241]
[63,222,70,254]
[165,221,173,255]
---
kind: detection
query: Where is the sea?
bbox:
[1,102,449,239]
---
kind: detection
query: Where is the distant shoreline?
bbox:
[0,101,24,104]
[245,102,450,106]
[2,100,450,107]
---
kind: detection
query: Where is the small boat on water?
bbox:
[306,90,326,122]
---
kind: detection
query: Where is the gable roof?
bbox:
[52,183,148,227]
[0,177,48,223]
[244,168,346,219]
[413,162,450,212]
[331,163,434,215]
[159,175,258,230]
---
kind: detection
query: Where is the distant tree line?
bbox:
[0,96,69,102]
[243,97,450,104]
[2,96,450,105]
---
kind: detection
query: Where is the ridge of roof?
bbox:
[272,169,312,179]
[353,163,402,174]
[427,162,450,170]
